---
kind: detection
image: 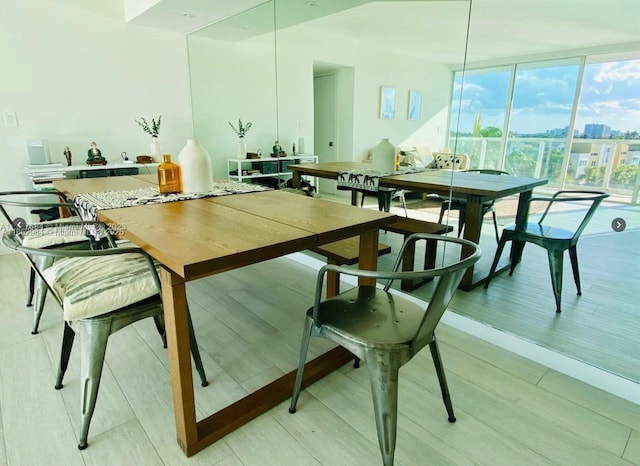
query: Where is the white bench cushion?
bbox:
[21,216,88,248]
[42,253,159,321]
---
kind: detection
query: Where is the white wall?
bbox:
[0,0,193,253]
[187,24,454,179]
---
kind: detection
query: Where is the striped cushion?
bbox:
[21,216,88,248]
[42,253,159,321]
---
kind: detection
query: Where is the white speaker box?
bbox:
[27,139,51,165]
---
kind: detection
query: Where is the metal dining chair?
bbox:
[438,169,510,243]
[289,233,481,466]
[3,227,208,450]
[484,190,610,312]
[0,191,90,333]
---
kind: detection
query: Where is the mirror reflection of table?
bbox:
[54,175,395,456]
[289,162,548,290]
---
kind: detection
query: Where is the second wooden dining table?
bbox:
[289,162,549,290]
[54,174,395,456]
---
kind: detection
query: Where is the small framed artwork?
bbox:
[379,86,396,119]
[408,90,422,120]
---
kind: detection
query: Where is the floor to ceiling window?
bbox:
[449,54,640,203]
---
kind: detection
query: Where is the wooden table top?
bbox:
[383,170,548,198]
[54,176,395,280]
[288,162,547,199]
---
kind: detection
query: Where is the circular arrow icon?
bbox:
[611,217,626,232]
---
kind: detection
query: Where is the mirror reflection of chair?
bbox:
[0,191,91,334]
[438,169,510,243]
[289,234,481,466]
[484,190,610,313]
[2,227,208,450]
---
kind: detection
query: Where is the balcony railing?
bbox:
[449,136,640,204]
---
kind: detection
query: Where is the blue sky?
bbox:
[453,59,640,135]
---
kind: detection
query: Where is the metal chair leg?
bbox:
[429,337,456,422]
[77,320,111,450]
[55,322,76,389]
[289,316,313,414]
[568,245,581,295]
[547,249,564,313]
[485,234,509,288]
[187,312,208,387]
[32,286,47,335]
[26,267,35,307]
[366,349,400,466]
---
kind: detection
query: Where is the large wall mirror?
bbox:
[188,0,640,388]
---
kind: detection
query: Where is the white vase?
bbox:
[178,139,214,193]
[371,138,396,173]
[149,137,163,163]
[237,138,247,159]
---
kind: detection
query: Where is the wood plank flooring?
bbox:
[363,194,640,385]
[1,241,639,465]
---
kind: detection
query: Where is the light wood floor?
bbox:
[1,244,639,465]
[354,192,640,385]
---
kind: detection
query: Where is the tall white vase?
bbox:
[237,138,247,159]
[371,138,396,173]
[149,137,162,163]
[178,139,214,193]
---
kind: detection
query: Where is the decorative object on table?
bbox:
[371,138,396,172]
[157,154,181,194]
[120,151,133,163]
[379,86,396,119]
[86,142,107,165]
[271,140,286,157]
[246,152,260,159]
[135,115,163,163]
[407,90,422,120]
[136,155,153,164]
[63,146,72,166]
[178,139,214,193]
[228,119,252,159]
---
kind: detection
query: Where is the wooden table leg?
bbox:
[460,195,484,290]
[292,171,301,188]
[510,190,532,267]
[160,267,198,454]
[358,229,379,287]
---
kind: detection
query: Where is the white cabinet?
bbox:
[227,155,317,186]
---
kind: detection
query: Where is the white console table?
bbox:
[227,155,317,186]
[21,162,159,190]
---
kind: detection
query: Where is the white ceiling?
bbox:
[127,0,640,66]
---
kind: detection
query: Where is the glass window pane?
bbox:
[505,59,580,181]
[449,68,510,169]
[567,58,640,198]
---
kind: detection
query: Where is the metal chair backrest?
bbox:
[312,233,480,352]
[533,190,610,241]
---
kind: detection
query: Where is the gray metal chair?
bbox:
[484,190,609,313]
[0,191,90,333]
[438,169,510,243]
[289,233,481,466]
[3,227,208,450]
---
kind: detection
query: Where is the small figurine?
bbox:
[272,140,286,157]
[86,141,107,165]
[63,146,72,166]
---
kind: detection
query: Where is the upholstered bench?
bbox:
[311,237,391,297]
[382,217,453,291]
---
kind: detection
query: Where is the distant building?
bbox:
[584,123,611,138]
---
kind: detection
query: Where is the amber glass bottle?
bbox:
[157,154,181,194]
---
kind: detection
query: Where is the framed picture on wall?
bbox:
[408,90,422,120]
[379,86,396,119]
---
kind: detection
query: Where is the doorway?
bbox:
[313,73,337,195]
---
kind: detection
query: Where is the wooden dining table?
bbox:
[54,174,395,456]
[289,162,549,290]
